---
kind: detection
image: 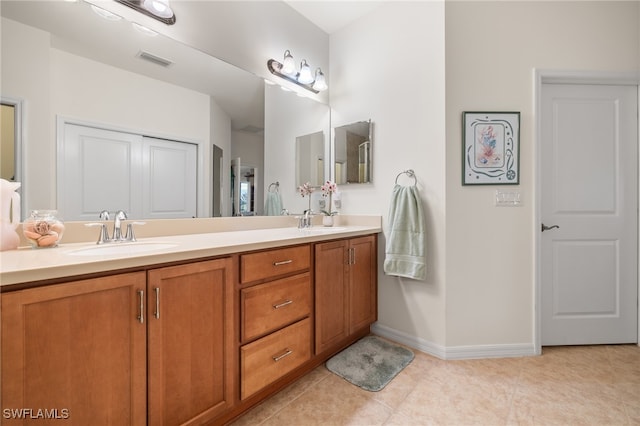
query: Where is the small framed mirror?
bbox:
[333,120,372,185]
[295,131,325,188]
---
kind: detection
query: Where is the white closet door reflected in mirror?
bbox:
[59,123,197,221]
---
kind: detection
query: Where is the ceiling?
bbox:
[284,1,384,34]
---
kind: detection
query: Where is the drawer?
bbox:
[241,273,311,342]
[240,245,310,283]
[240,318,311,400]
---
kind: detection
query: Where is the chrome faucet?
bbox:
[87,210,144,244]
[112,210,127,241]
[298,209,313,229]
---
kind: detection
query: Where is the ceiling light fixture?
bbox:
[114,0,176,25]
[267,50,328,94]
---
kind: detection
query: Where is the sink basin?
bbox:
[67,242,177,256]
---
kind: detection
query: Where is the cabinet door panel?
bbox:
[349,236,377,332]
[1,272,147,426]
[314,240,349,354]
[147,258,234,426]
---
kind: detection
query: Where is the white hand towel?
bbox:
[264,192,283,216]
[383,184,426,280]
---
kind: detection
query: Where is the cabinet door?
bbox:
[147,258,234,426]
[314,240,349,354]
[349,235,377,333]
[1,272,147,426]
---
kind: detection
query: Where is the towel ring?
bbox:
[268,182,280,193]
[395,170,417,186]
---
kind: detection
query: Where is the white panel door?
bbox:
[541,83,638,345]
[60,124,198,221]
[142,137,197,219]
[60,124,143,221]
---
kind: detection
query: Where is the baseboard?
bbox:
[371,323,447,359]
[371,323,537,360]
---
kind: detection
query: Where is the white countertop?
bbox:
[0,224,381,288]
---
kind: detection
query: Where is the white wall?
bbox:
[1,18,51,214]
[331,0,639,356]
[210,99,232,217]
[444,1,639,349]
[330,1,447,349]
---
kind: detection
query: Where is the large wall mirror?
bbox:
[2,0,328,219]
[334,119,372,185]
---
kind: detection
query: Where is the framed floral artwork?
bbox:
[462,111,520,185]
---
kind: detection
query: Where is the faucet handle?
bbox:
[85,222,110,244]
[99,210,110,221]
[125,221,146,242]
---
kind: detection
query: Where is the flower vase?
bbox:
[322,215,334,227]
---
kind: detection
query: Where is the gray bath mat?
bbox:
[326,335,414,392]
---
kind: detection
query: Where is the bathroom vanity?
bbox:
[0,217,380,425]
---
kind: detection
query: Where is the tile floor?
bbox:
[231,338,640,425]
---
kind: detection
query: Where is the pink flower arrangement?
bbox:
[320,180,338,216]
[298,182,314,212]
[297,182,314,197]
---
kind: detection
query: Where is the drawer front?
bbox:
[240,318,311,400]
[241,273,311,342]
[240,245,310,283]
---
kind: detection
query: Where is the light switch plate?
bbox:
[495,190,522,207]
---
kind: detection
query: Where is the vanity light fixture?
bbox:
[114,0,176,25]
[267,50,328,94]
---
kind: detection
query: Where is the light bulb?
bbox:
[282,50,296,75]
[143,0,174,18]
[312,68,328,91]
[297,60,314,84]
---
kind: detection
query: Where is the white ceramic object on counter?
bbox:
[0,179,21,251]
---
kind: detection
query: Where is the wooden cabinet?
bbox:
[1,258,234,426]
[147,258,235,426]
[1,232,378,425]
[315,235,377,354]
[238,245,312,400]
[1,272,147,425]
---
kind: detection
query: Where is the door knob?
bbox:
[541,223,560,232]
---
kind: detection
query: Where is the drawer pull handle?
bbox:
[273,300,293,309]
[273,259,293,266]
[272,349,293,362]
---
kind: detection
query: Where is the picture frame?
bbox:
[462,111,520,185]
